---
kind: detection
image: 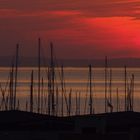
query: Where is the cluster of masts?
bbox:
[0,38,135,116]
[104,57,134,113]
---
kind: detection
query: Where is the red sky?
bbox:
[1,0,140,59]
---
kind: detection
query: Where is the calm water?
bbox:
[0,67,140,115]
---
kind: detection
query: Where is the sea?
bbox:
[0,67,140,115]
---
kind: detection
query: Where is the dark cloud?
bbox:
[46,0,140,19]
[0,0,140,19]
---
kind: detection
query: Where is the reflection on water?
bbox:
[0,67,140,114]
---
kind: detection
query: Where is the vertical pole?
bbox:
[89,65,93,115]
[38,38,41,113]
[50,42,55,116]
[131,74,134,111]
[61,65,64,117]
[17,99,20,110]
[132,74,134,111]
[109,68,112,113]
[14,44,19,110]
[30,70,34,113]
[68,89,72,116]
[44,87,47,114]
[5,96,8,111]
[75,91,78,115]
[105,56,108,113]
[124,66,127,111]
[56,86,59,116]
[48,67,51,115]
[41,77,44,114]
[79,91,81,115]
[10,64,14,110]
[9,71,12,110]
[26,101,28,112]
[117,88,119,112]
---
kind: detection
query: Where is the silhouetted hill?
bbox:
[0,111,140,139]
[0,110,74,131]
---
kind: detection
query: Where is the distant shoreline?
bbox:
[0,57,140,67]
[1,65,140,68]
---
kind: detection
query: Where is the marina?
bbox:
[0,41,138,116]
[0,41,138,140]
[0,40,139,140]
[1,0,140,139]
[0,66,139,114]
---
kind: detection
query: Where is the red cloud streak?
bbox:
[0,0,140,59]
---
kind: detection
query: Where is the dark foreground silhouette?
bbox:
[0,110,140,140]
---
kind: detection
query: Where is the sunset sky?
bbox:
[1,0,140,59]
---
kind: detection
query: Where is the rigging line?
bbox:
[0,83,6,109]
[39,42,51,114]
[1,61,13,97]
[54,55,70,115]
[42,43,62,90]
[0,71,11,109]
[41,42,70,115]
[0,85,4,109]
[60,65,69,115]
[60,65,69,116]
[62,69,69,115]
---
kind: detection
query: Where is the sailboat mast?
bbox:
[14,44,19,110]
[105,56,108,113]
[48,67,51,115]
[117,88,119,112]
[56,86,59,116]
[75,91,78,115]
[68,89,72,116]
[109,68,112,113]
[61,65,64,116]
[124,66,127,111]
[30,70,34,113]
[132,74,134,111]
[78,91,81,115]
[130,74,134,111]
[61,65,69,116]
[41,77,44,114]
[26,101,28,112]
[50,42,55,115]
[9,64,14,110]
[89,65,93,115]
[38,38,41,113]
